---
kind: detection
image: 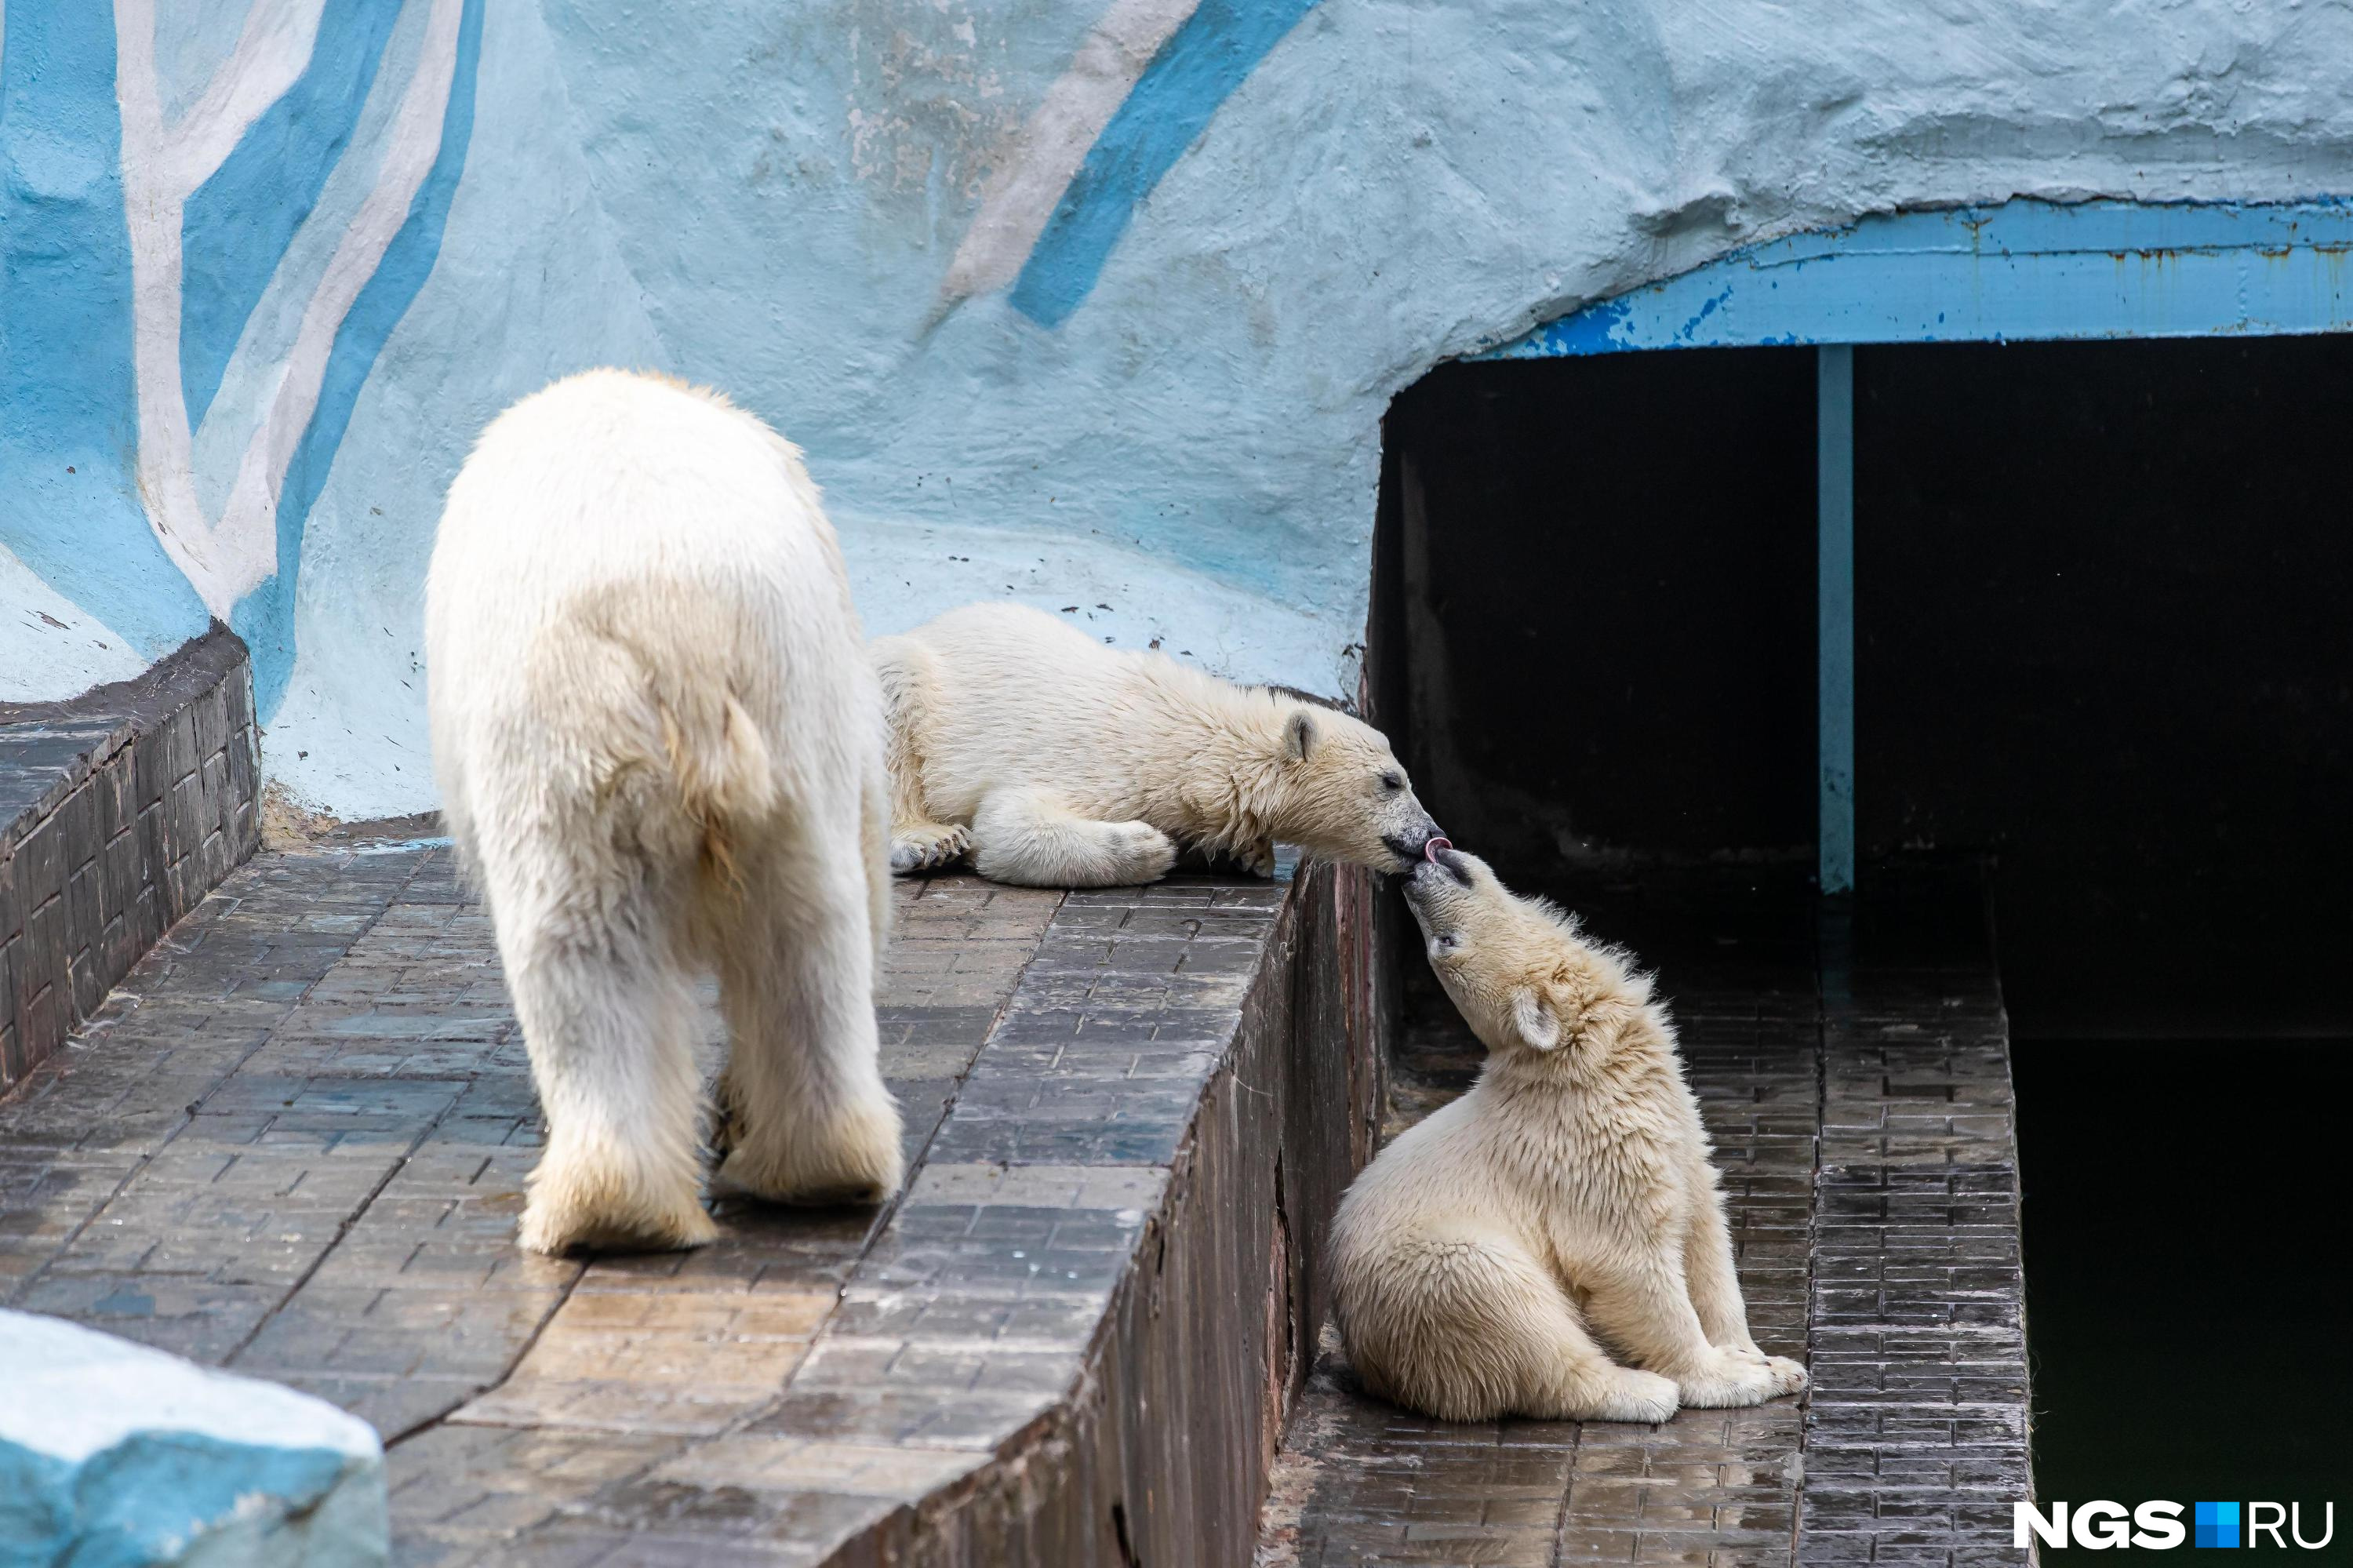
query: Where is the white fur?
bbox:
[1330,848,1808,1422]
[871,602,1439,886]
[427,369,903,1255]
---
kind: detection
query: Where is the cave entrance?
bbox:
[1363,218,2353,1511]
[1369,333,2353,1036]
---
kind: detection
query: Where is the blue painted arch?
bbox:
[1484,198,2353,357]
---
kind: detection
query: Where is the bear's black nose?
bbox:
[1431,846,1473,886]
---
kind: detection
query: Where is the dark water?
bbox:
[2015,1041,2353,1524]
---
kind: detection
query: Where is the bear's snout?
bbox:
[1406,849,1475,900]
[1429,845,1474,886]
[1382,820,1444,868]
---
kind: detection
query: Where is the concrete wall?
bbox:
[6,0,2353,816]
[1,627,261,1093]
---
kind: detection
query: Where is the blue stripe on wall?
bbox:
[180,0,404,432]
[0,2,213,658]
[233,0,485,721]
[1009,0,1321,328]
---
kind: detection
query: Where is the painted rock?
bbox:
[0,1309,387,1567]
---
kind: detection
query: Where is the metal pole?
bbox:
[1817,344,1855,896]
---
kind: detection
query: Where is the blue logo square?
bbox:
[2195,1501,2240,1548]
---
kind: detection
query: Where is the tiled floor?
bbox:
[1256,871,2031,1567]
[1,842,2028,1565]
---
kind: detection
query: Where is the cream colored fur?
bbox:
[427,369,902,1256]
[871,602,1440,886]
[1331,848,1808,1422]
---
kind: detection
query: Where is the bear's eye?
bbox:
[1380,771,1403,792]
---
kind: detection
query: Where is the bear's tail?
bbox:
[556,585,787,891]
[655,690,780,893]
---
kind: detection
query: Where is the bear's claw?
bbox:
[1676,1348,1799,1408]
[889,823,973,875]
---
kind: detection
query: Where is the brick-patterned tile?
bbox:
[1259,868,2029,1568]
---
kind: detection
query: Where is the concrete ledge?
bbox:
[0,1307,387,1566]
[802,861,1388,1565]
[0,627,260,1095]
[421,862,1389,1564]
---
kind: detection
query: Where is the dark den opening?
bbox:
[1374,336,2353,1040]
[1371,333,2353,1523]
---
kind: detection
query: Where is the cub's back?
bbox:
[888,603,1174,810]
[1333,1093,1516,1257]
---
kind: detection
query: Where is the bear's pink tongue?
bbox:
[1424,837,1453,862]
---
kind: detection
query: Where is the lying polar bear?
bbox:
[1331,846,1808,1421]
[427,369,901,1254]
[871,602,1442,886]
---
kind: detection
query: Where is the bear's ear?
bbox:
[1509,988,1563,1052]
[1284,710,1318,762]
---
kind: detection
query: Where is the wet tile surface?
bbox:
[1257,869,2030,1567]
[0,842,1291,1565]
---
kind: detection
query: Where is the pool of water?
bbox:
[2015,1041,2351,1517]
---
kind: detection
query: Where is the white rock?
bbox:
[0,1310,388,1567]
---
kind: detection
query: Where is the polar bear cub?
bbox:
[1331,846,1807,1421]
[871,602,1442,886]
[427,369,902,1255]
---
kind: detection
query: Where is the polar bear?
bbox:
[427,369,902,1255]
[1330,846,1808,1421]
[870,602,1442,886]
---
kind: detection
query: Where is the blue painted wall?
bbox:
[6,0,2353,814]
[0,4,213,660]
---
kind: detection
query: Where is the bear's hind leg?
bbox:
[497,902,715,1256]
[712,849,905,1205]
[968,786,1176,888]
[1349,1238,1677,1423]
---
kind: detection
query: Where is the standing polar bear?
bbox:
[427,369,901,1256]
[1332,846,1807,1421]
[871,602,1442,886]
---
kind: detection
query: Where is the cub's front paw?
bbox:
[1109,821,1177,884]
[889,823,972,875]
[1591,1367,1679,1424]
[1676,1350,1786,1409]
[1764,1355,1809,1396]
[1241,837,1277,877]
